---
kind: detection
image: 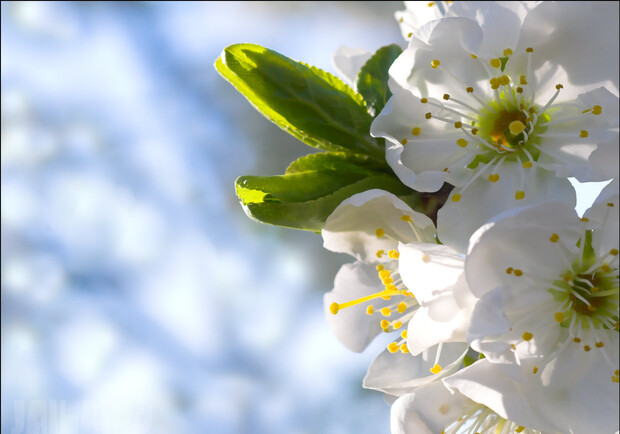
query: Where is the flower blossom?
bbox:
[322,189,475,385]
[371,1,619,251]
[459,181,619,433]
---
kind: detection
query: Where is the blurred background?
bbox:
[1,2,406,433]
[1,2,610,434]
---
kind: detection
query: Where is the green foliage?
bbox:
[216,44,383,160]
[216,43,428,232]
[356,44,403,117]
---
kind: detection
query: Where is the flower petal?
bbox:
[322,189,435,263]
[331,46,372,88]
[324,261,391,352]
[438,165,576,253]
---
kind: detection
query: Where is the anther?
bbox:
[431,59,440,69]
[574,337,582,343]
[388,342,400,353]
[554,312,565,322]
[490,58,501,68]
[506,267,513,274]
[516,87,523,93]
[513,269,523,276]
[454,121,462,129]
[420,97,428,103]
[457,138,468,147]
[451,193,462,202]
[579,130,589,138]
[430,364,442,374]
[401,138,408,145]
[470,54,477,59]
[584,345,591,352]
[393,321,403,329]
[401,330,408,339]
[526,47,534,53]
[466,86,474,93]
[425,112,432,119]
[381,307,392,317]
[522,161,532,168]
[515,191,525,200]
[508,120,527,135]
[400,344,410,353]
[610,249,618,256]
[376,228,385,238]
[412,127,421,136]
[366,305,374,315]
[520,75,527,85]
[388,250,400,260]
[443,93,450,100]
[401,215,411,222]
[550,233,559,243]
[595,342,605,348]
[532,366,538,374]
[488,174,499,182]
[329,303,339,315]
[556,84,564,90]
[522,332,533,341]
[592,105,602,115]
[380,319,390,329]
[397,301,407,313]
[376,250,384,258]
[471,128,478,135]
[503,48,513,56]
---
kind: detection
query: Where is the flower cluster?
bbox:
[324,2,618,433]
[219,1,618,432]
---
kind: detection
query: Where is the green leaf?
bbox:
[356,44,403,117]
[216,44,383,160]
[285,152,386,175]
[235,171,416,232]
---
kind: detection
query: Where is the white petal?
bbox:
[398,243,464,304]
[395,1,446,41]
[584,188,619,255]
[331,46,372,88]
[438,165,576,253]
[517,2,619,97]
[322,189,436,263]
[465,200,582,297]
[390,382,468,434]
[588,137,620,181]
[323,261,390,352]
[364,343,468,396]
[447,1,531,58]
[444,359,561,433]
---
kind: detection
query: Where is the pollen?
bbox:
[508,120,526,135]
[488,174,500,182]
[532,366,538,374]
[520,75,528,85]
[430,364,442,374]
[329,302,339,315]
[490,77,500,90]
[526,47,534,53]
[574,337,582,343]
[376,264,384,271]
[595,342,605,348]
[610,249,618,256]
[592,105,602,115]
[555,84,564,90]
[443,93,450,100]
[554,312,565,322]
[522,332,533,341]
[471,128,478,135]
[376,250,384,258]
[393,321,403,329]
[387,342,400,353]
[401,330,408,339]
[499,75,510,86]
[506,267,514,274]
[380,319,390,329]
[451,193,462,202]
[550,233,559,243]
[490,58,501,68]
[470,54,477,59]
[515,191,525,200]
[425,112,432,119]
[400,344,409,353]
[388,250,400,259]
[376,228,385,238]
[431,59,441,69]
[513,269,523,276]
[457,138,468,147]
[584,345,591,352]
[454,121,462,129]
[503,48,513,56]
[579,130,589,138]
[412,127,421,136]
[398,301,407,313]
[420,97,428,103]
[366,305,374,315]
[466,86,474,93]
[401,138,408,145]
[516,86,524,93]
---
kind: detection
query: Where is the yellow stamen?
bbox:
[401,138,408,145]
[430,364,442,374]
[366,305,374,315]
[513,269,523,276]
[412,127,421,136]
[508,120,526,135]
[488,174,500,183]
[579,130,589,138]
[397,301,407,313]
[522,332,533,341]
[592,105,602,115]
[431,59,440,69]
[376,228,385,238]
[451,193,462,202]
[401,215,412,222]
[329,303,339,315]
[550,233,559,243]
[522,161,533,168]
[515,191,525,200]
[388,342,400,353]
[457,138,468,148]
[554,312,565,323]
[388,250,400,259]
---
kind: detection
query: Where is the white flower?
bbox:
[322,189,475,377]
[461,184,618,433]
[391,375,550,434]
[445,356,618,434]
[394,1,452,41]
[331,46,372,88]
[371,1,619,251]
